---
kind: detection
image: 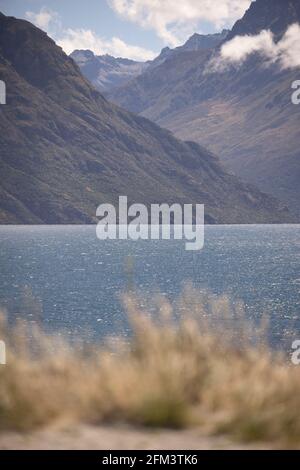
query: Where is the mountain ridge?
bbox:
[71,30,229,93]
[107,0,300,216]
[70,49,148,93]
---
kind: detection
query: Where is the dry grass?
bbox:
[0,288,299,446]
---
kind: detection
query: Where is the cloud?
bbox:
[276,24,300,70]
[57,29,156,61]
[108,0,252,46]
[25,7,156,61]
[207,23,300,72]
[25,7,60,31]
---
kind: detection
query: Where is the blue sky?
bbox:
[0,0,252,60]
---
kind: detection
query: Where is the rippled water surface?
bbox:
[0,225,299,345]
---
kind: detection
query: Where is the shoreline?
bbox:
[0,425,277,451]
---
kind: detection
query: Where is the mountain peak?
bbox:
[227,0,300,41]
[70,48,148,92]
[72,49,95,57]
[181,30,229,51]
[160,46,171,55]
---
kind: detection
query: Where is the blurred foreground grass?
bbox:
[0,288,299,446]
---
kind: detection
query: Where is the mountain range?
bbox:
[106,0,300,217]
[0,11,291,224]
[70,30,228,94]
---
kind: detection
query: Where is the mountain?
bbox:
[176,30,229,52]
[227,0,300,40]
[71,30,229,93]
[70,50,148,93]
[152,30,228,62]
[107,0,300,217]
[0,12,292,224]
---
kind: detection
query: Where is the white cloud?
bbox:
[208,23,300,72]
[276,24,300,70]
[57,28,156,61]
[25,7,60,31]
[108,0,252,46]
[25,7,156,61]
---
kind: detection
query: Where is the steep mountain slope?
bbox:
[108,0,300,216]
[70,50,148,93]
[0,12,292,224]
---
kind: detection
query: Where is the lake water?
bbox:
[0,225,299,348]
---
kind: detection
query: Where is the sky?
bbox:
[0,0,253,61]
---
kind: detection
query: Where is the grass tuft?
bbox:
[0,288,299,446]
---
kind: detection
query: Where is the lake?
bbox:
[0,225,299,348]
